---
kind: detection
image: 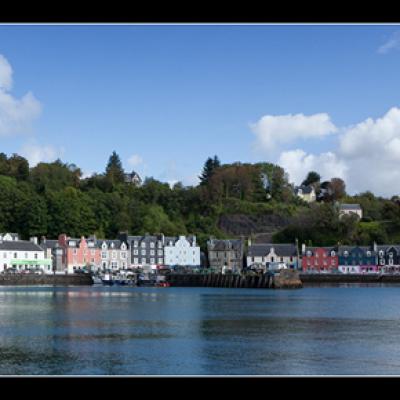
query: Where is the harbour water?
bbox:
[1,285,400,375]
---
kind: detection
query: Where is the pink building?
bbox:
[58,234,101,273]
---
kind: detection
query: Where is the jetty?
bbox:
[165,269,302,289]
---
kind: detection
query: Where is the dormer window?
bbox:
[366,251,371,257]
[331,251,335,257]
[141,242,146,248]
[344,251,349,257]
[379,251,384,256]
[306,251,312,257]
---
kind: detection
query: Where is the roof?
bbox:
[40,239,58,250]
[337,245,375,256]
[0,233,19,241]
[248,243,297,257]
[207,239,244,251]
[0,240,44,252]
[303,246,337,255]
[340,203,362,210]
[295,185,314,195]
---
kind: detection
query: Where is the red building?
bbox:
[58,234,101,273]
[301,246,339,272]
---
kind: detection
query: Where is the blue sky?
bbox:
[1,24,400,195]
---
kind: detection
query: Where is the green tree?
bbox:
[105,151,125,186]
[302,171,321,187]
[199,155,220,185]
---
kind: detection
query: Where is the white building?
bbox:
[339,203,363,219]
[98,239,129,271]
[0,237,52,273]
[164,235,200,268]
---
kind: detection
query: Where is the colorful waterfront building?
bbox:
[337,246,377,274]
[301,245,339,273]
[164,235,200,268]
[98,239,130,271]
[0,237,52,273]
[376,245,400,273]
[58,234,101,274]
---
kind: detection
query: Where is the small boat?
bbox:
[101,273,114,286]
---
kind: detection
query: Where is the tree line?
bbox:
[1,151,400,251]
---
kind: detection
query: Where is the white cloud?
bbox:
[127,154,143,168]
[278,149,348,186]
[0,54,41,136]
[253,107,400,197]
[250,112,337,152]
[378,31,400,54]
[20,143,63,167]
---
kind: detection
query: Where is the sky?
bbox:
[1,24,400,196]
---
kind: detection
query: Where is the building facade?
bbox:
[247,242,299,270]
[295,185,316,203]
[0,238,51,273]
[164,235,200,268]
[98,239,130,271]
[339,204,363,219]
[207,238,244,272]
[301,246,339,272]
[58,234,101,274]
[338,246,377,273]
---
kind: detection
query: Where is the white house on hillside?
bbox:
[339,203,363,219]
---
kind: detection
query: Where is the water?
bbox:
[1,285,400,375]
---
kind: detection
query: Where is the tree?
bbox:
[8,154,29,180]
[302,171,321,187]
[199,155,220,185]
[105,151,125,186]
[329,178,346,201]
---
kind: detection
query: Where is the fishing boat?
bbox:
[101,273,114,286]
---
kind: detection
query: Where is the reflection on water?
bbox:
[1,285,400,375]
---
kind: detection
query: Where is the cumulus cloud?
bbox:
[250,112,337,152]
[253,107,400,197]
[0,54,42,136]
[278,149,348,185]
[20,142,64,167]
[378,31,400,54]
[127,154,143,168]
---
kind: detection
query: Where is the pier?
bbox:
[166,270,302,289]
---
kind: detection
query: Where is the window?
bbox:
[331,251,335,256]
[141,250,146,256]
[73,249,77,255]
[150,258,155,264]
[25,252,28,258]
[112,251,116,259]
[141,242,146,248]
[134,241,138,247]
[158,258,163,264]
[150,250,155,256]
[141,258,146,264]
[158,250,163,256]
[158,242,162,248]
[14,253,17,259]
[121,252,126,259]
[102,252,107,259]
[344,251,348,257]
[91,250,95,256]
[133,258,139,264]
[133,249,138,255]
[150,242,155,248]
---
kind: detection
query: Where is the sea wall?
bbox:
[0,274,93,286]
[300,273,400,284]
[166,270,302,289]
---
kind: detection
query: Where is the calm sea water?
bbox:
[1,284,400,375]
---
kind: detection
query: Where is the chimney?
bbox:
[30,237,38,245]
[41,235,46,244]
[373,241,377,252]
[248,237,252,247]
[301,243,306,254]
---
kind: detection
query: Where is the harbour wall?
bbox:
[300,273,400,284]
[166,270,302,289]
[0,274,94,286]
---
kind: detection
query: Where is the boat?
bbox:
[101,273,114,286]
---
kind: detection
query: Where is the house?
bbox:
[39,237,60,272]
[0,237,51,273]
[98,239,130,271]
[124,170,142,186]
[301,245,338,273]
[339,203,363,219]
[337,246,377,274]
[247,241,299,270]
[207,238,244,272]
[376,244,400,273]
[0,233,19,241]
[164,235,200,268]
[119,233,165,270]
[58,234,101,274]
[295,185,316,203]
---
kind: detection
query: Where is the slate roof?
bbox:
[248,243,297,257]
[340,203,362,210]
[40,239,58,250]
[337,245,375,256]
[0,233,19,241]
[207,239,243,251]
[303,246,337,255]
[0,240,44,252]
